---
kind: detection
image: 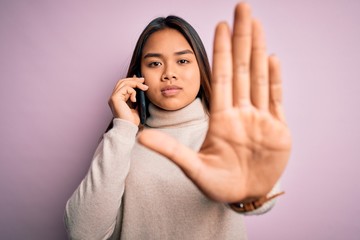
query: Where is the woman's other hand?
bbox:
[138,2,291,203]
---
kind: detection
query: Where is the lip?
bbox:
[161,85,183,96]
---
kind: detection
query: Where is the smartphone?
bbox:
[135,71,147,125]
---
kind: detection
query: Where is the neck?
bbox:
[145,98,208,129]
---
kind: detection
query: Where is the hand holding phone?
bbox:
[105,73,147,132]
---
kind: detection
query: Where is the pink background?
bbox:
[1,0,359,239]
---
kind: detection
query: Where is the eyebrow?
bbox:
[143,49,194,59]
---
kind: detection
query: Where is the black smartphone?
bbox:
[135,71,147,125]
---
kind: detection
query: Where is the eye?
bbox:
[148,62,162,67]
[178,59,190,64]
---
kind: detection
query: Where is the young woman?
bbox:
[65,3,291,239]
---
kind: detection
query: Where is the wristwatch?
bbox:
[229,191,285,213]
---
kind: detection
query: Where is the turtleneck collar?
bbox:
[145,98,208,129]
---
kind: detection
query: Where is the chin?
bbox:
[158,104,184,111]
[155,99,193,111]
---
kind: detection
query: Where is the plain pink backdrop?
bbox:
[1,0,359,239]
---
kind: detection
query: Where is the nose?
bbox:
[161,65,177,82]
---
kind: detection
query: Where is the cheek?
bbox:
[144,81,159,102]
[143,74,158,95]
[144,86,155,100]
[184,67,201,91]
[186,66,200,79]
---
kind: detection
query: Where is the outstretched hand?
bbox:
[138,2,291,203]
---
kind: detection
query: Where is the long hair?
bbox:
[106,16,212,132]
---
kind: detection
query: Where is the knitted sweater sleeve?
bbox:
[64,119,138,240]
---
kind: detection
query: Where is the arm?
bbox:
[64,119,138,240]
[64,74,147,239]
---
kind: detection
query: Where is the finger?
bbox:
[269,55,286,123]
[211,22,233,113]
[250,19,269,110]
[130,88,137,102]
[138,129,202,181]
[115,79,147,92]
[113,77,145,93]
[232,2,252,107]
[113,80,148,95]
[112,86,137,102]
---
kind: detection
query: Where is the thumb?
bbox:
[137,129,201,180]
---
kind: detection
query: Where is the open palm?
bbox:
[138,3,291,203]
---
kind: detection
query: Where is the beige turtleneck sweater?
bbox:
[64,98,279,240]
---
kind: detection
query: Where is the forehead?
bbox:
[143,28,192,54]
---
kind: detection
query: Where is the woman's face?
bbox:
[141,28,201,111]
